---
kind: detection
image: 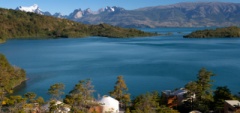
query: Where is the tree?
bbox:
[64,79,95,112]
[157,105,180,113]
[185,68,215,112]
[35,97,45,105]
[213,86,234,112]
[132,91,160,113]
[49,101,58,113]
[109,75,131,108]
[48,83,65,100]
[24,92,37,103]
[5,95,26,113]
[131,91,179,113]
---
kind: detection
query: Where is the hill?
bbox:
[183,26,240,38]
[0,8,156,43]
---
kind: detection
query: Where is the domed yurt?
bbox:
[98,95,119,113]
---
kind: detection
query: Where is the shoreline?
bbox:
[12,78,28,95]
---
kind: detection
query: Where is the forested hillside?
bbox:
[0,8,155,43]
[0,54,26,94]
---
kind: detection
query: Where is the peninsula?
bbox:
[0,54,26,93]
[0,8,156,43]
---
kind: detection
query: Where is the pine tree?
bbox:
[64,79,95,112]
[213,86,234,112]
[185,68,215,112]
[132,92,160,113]
[109,75,131,108]
[48,83,65,100]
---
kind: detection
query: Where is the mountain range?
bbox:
[15,4,123,18]
[15,2,240,28]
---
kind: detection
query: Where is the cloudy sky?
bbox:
[0,0,239,15]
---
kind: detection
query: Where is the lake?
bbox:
[0,27,240,99]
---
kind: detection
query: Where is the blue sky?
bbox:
[0,0,240,15]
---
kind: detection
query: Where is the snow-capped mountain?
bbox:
[16,4,42,14]
[68,8,84,19]
[68,6,125,20]
[84,8,98,15]
[16,4,51,15]
[15,4,125,19]
[68,8,100,20]
[98,6,125,13]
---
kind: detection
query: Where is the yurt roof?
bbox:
[98,95,119,106]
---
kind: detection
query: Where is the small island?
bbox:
[0,8,157,43]
[183,26,240,38]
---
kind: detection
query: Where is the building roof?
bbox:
[162,90,171,95]
[42,100,70,112]
[172,88,188,96]
[97,95,119,113]
[189,110,202,113]
[98,95,119,106]
[162,88,188,97]
[225,100,240,107]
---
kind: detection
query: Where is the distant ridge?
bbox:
[78,2,240,28]
[15,2,240,28]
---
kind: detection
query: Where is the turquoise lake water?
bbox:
[0,28,240,99]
